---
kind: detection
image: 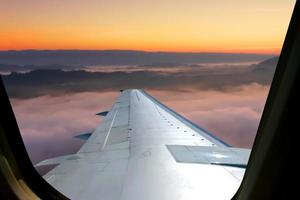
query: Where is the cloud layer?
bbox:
[11,92,118,164]
[150,83,268,147]
[10,83,269,168]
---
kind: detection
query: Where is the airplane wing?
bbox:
[36,89,250,200]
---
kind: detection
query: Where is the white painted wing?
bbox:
[39,89,249,200]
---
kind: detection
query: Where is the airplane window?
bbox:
[0,0,295,199]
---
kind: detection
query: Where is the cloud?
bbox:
[149,83,269,148]
[189,107,261,148]
[10,83,269,171]
[11,91,118,164]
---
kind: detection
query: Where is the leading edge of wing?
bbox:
[140,89,231,147]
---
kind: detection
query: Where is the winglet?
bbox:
[74,132,92,140]
[96,111,109,116]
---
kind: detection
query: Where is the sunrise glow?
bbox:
[0,0,295,54]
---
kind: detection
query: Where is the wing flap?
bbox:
[167,145,250,168]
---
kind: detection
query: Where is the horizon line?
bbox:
[0,49,278,56]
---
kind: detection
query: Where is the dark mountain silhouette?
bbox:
[251,56,278,71]
[0,63,77,74]
[0,50,273,66]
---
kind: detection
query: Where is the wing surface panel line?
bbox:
[101,110,119,150]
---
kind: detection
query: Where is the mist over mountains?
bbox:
[2,56,278,99]
[0,50,273,66]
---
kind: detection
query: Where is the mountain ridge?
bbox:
[0,50,274,66]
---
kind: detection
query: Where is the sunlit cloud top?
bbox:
[0,0,295,53]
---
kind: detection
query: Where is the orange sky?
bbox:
[0,0,295,54]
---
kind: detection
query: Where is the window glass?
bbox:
[0,0,295,199]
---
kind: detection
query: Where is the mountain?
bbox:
[0,50,273,66]
[251,56,279,72]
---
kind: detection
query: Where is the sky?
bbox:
[0,0,295,53]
